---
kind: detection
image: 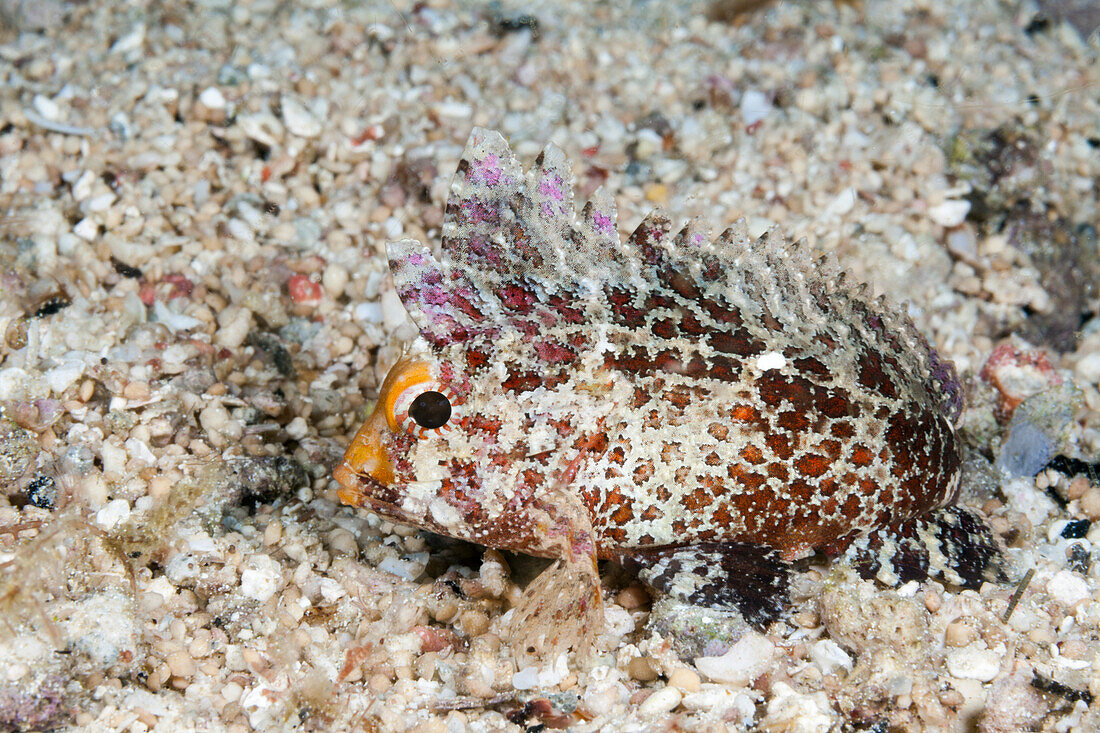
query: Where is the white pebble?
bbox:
[199,401,230,433]
[240,555,283,602]
[187,532,218,553]
[603,604,635,638]
[165,553,201,585]
[383,216,403,240]
[85,192,116,213]
[825,187,856,217]
[125,436,156,466]
[1075,352,1100,386]
[763,682,836,732]
[282,97,321,138]
[71,170,95,201]
[639,686,682,717]
[285,416,309,440]
[215,306,252,348]
[237,113,284,147]
[1001,476,1057,526]
[225,219,252,243]
[927,200,971,227]
[95,499,131,530]
[354,301,383,324]
[511,666,539,690]
[73,218,98,241]
[32,94,61,121]
[1046,570,1091,607]
[322,264,349,298]
[0,368,41,401]
[634,128,663,159]
[318,578,346,604]
[380,289,411,331]
[537,653,569,688]
[740,90,771,126]
[198,86,227,110]
[945,227,978,260]
[841,128,870,148]
[945,644,1001,682]
[810,639,852,675]
[46,360,85,394]
[431,101,472,119]
[109,25,145,54]
[896,580,920,597]
[377,555,425,581]
[694,631,776,686]
[100,440,128,475]
[153,300,203,332]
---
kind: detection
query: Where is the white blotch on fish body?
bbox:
[756,352,787,372]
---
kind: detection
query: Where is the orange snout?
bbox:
[333,356,434,507]
[332,408,394,507]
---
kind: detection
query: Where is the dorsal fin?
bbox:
[386,128,963,416]
[387,238,496,348]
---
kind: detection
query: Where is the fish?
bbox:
[333,127,1001,651]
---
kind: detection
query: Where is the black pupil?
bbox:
[409,391,451,429]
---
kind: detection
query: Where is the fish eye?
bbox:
[408,390,451,429]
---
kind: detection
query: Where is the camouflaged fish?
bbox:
[334,128,1000,641]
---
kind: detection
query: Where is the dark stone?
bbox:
[1061,519,1091,539]
[32,296,70,318]
[25,474,56,509]
[111,257,142,279]
[1046,455,1100,484]
[247,331,296,377]
[1036,0,1100,37]
[227,455,309,507]
[946,125,1099,351]
[487,1,540,38]
[1004,208,1097,351]
[1067,543,1091,574]
[1032,671,1094,704]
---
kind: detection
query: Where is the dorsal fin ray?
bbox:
[389,129,963,415]
[441,128,533,285]
[388,238,496,348]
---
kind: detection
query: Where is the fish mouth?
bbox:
[333,397,435,530]
[334,405,394,487]
[332,461,423,524]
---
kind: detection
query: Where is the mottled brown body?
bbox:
[334,128,992,628]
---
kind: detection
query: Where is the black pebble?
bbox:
[33,297,71,318]
[1061,519,1091,539]
[25,475,56,509]
[111,257,143,279]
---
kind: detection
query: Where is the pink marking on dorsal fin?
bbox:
[441,128,533,288]
[387,238,495,348]
[426,129,642,340]
[627,209,672,267]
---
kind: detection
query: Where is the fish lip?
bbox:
[333,462,415,523]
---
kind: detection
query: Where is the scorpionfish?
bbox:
[334,128,1000,639]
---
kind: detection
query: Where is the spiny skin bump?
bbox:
[334,128,988,629]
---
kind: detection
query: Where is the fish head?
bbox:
[333,129,624,551]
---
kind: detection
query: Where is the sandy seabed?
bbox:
[1,0,1100,730]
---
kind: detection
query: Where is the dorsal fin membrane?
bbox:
[388,238,495,348]
[388,128,963,418]
[442,128,534,285]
